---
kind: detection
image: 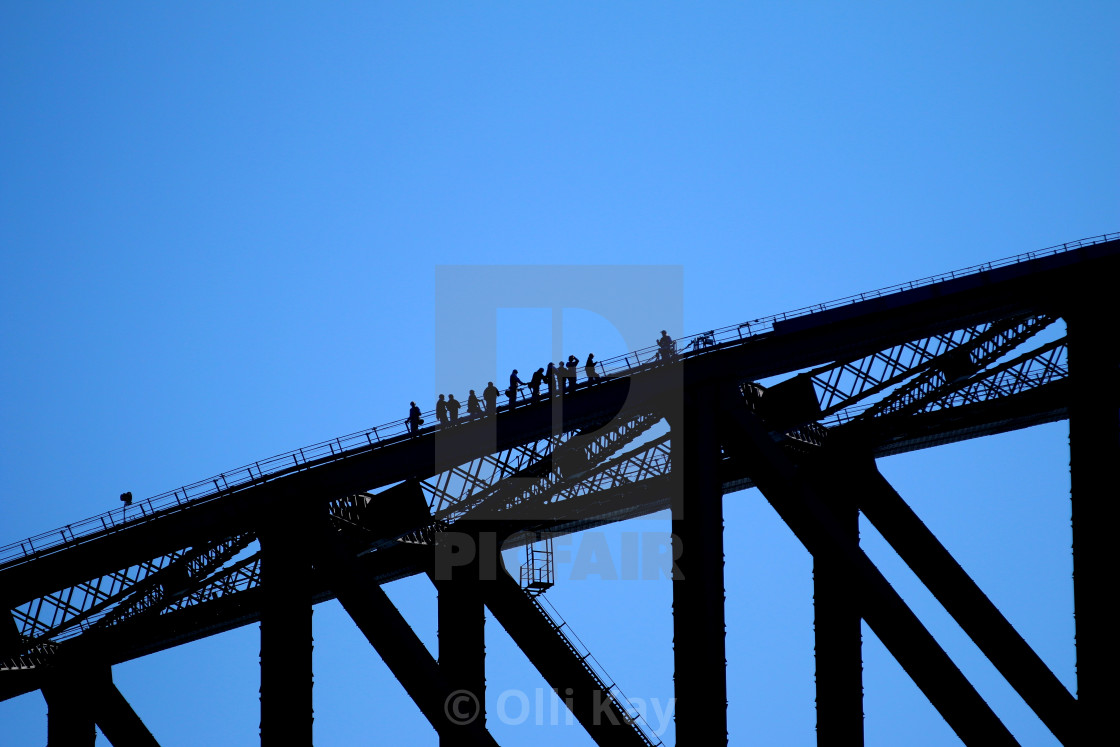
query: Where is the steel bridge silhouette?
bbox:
[3,233,1117,746]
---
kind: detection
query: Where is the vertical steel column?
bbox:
[2,611,21,658]
[43,675,96,747]
[260,510,314,746]
[671,386,727,744]
[857,460,1075,743]
[812,455,864,746]
[336,558,497,745]
[437,535,487,744]
[1066,298,1119,741]
[725,389,1019,744]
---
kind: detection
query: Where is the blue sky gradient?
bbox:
[1,3,1116,744]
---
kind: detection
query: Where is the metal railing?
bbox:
[532,593,665,745]
[589,231,1118,379]
[2,232,1115,568]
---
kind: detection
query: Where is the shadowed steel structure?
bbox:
[2,233,1116,745]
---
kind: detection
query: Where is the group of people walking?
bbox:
[407,353,602,437]
[406,331,679,437]
[511,354,601,406]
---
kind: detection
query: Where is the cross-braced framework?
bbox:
[1,233,1116,746]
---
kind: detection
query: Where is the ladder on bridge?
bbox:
[519,537,555,596]
[523,590,665,746]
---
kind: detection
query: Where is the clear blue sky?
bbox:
[1,3,1116,745]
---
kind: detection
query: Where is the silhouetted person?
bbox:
[436,394,448,427]
[483,381,499,413]
[528,367,545,404]
[408,401,422,437]
[467,389,482,417]
[545,362,556,399]
[556,361,566,397]
[657,330,674,362]
[448,394,460,423]
[565,355,579,394]
[508,369,526,408]
[585,354,599,382]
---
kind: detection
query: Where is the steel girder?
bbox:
[41,666,161,747]
[3,241,1114,747]
[719,385,1023,746]
[2,318,1071,682]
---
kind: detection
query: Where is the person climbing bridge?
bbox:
[584,353,600,382]
[528,367,545,404]
[508,369,526,408]
[436,394,448,427]
[656,330,675,362]
[565,355,579,394]
[545,362,557,399]
[483,381,500,413]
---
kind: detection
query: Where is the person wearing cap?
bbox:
[565,355,579,394]
[657,330,675,362]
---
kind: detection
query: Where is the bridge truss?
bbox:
[1,234,1117,745]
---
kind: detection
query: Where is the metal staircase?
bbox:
[521,591,665,746]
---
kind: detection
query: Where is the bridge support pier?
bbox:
[436,540,487,744]
[812,468,863,746]
[43,666,161,747]
[671,386,727,745]
[723,388,1019,745]
[334,546,498,747]
[91,674,162,747]
[856,458,1076,743]
[1067,296,1120,742]
[260,512,314,746]
[44,674,96,747]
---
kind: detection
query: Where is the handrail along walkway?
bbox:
[2,232,1115,569]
